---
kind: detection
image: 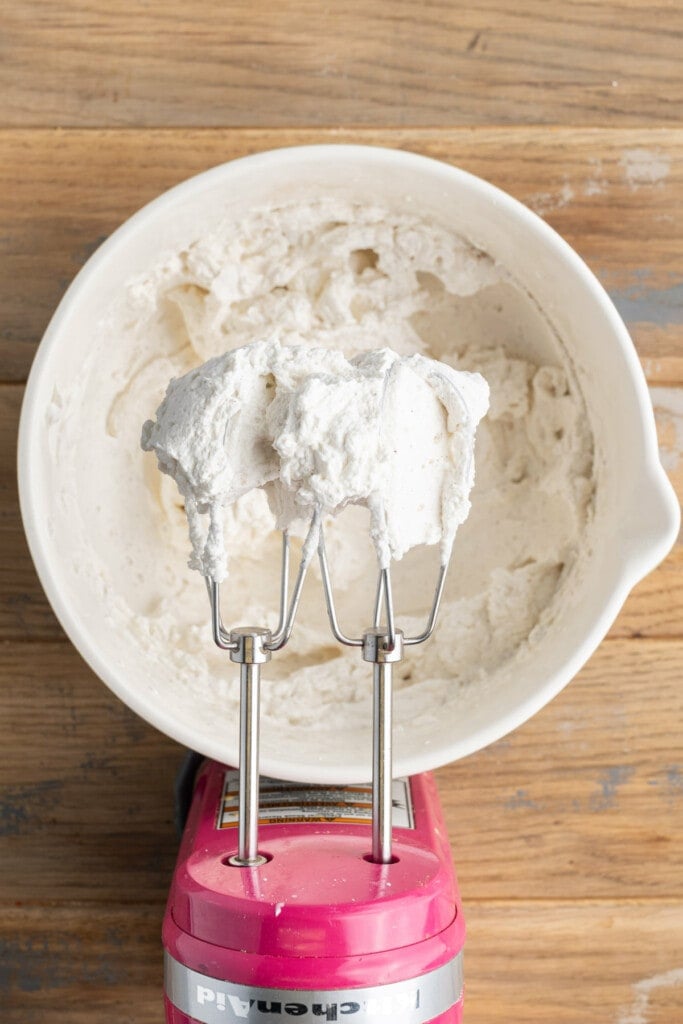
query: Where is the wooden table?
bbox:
[2,4,682,1021]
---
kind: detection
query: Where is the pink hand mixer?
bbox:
[163,515,465,1024]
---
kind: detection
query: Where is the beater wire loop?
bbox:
[318,526,363,647]
[318,523,451,650]
[209,580,238,651]
[404,561,450,646]
[267,511,321,652]
[373,567,397,649]
[273,531,290,639]
[208,513,320,655]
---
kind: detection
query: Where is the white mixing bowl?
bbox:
[18,145,679,783]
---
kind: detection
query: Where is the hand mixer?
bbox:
[163,514,465,1024]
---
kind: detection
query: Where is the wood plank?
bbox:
[0,387,65,640]
[613,385,683,637]
[2,638,682,903]
[615,543,683,638]
[466,902,683,1024]
[2,381,680,642]
[2,2,681,129]
[0,640,179,903]
[438,637,683,901]
[0,127,681,383]
[3,902,682,1023]
[1,905,164,1024]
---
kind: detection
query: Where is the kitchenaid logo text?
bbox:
[195,984,421,1020]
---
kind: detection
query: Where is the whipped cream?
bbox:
[141,340,489,579]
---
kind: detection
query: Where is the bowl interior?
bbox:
[19,146,678,782]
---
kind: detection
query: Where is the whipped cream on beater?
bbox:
[141,339,489,580]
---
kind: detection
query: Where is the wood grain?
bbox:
[466,902,683,1024]
[1,127,680,383]
[2,905,164,1024]
[612,385,683,638]
[0,641,178,904]
[2,637,682,904]
[440,637,683,901]
[0,387,65,640]
[2,2,682,129]
[3,902,683,1023]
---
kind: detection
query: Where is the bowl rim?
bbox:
[17,143,680,782]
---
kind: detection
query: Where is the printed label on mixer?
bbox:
[217,772,414,829]
[165,949,463,1024]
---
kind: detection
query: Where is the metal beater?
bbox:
[208,513,321,867]
[209,512,451,866]
[318,525,450,864]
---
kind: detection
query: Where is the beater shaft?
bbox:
[236,662,261,865]
[210,524,319,867]
[372,661,393,863]
[225,626,272,868]
[362,626,404,864]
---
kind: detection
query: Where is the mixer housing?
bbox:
[163,761,465,1023]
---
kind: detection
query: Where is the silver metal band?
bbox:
[164,949,464,1023]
